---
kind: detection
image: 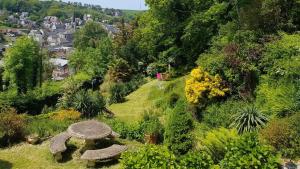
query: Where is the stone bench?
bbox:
[49,132,71,161]
[81,144,127,167]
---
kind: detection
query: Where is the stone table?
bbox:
[67,120,112,150]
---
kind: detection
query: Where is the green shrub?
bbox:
[146,62,167,77]
[25,116,72,138]
[108,58,132,82]
[59,87,105,117]
[0,108,26,146]
[108,83,127,104]
[179,151,214,169]
[201,128,239,163]
[260,113,300,159]
[140,111,163,135]
[72,90,105,117]
[231,106,268,134]
[203,100,247,128]
[121,145,177,169]
[103,118,144,141]
[260,33,300,80]
[256,79,300,117]
[220,133,280,169]
[165,100,194,155]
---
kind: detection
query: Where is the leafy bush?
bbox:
[220,133,280,169]
[108,58,132,82]
[72,90,105,117]
[179,151,214,169]
[59,87,105,117]
[102,118,144,141]
[121,145,177,169]
[231,106,268,134]
[25,116,72,138]
[146,62,167,77]
[203,100,247,128]
[165,100,194,155]
[0,108,26,146]
[260,33,300,80]
[256,79,300,117]
[201,128,239,163]
[140,112,163,135]
[185,67,229,104]
[49,109,81,121]
[260,114,300,159]
[108,83,127,104]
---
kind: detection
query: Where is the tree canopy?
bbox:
[3,37,41,94]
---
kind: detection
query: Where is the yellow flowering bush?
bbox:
[50,109,81,121]
[185,67,229,104]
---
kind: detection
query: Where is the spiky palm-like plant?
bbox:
[231,106,268,134]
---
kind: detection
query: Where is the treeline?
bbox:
[0,0,127,23]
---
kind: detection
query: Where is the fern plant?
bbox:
[231,106,268,134]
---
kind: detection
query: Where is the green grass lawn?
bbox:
[0,138,142,169]
[109,77,186,123]
[108,80,159,122]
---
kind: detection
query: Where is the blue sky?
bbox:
[61,0,147,10]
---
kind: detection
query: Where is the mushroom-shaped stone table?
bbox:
[67,120,112,150]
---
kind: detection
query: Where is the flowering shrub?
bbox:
[50,109,81,121]
[185,67,229,104]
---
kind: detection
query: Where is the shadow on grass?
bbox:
[95,159,119,168]
[0,159,12,169]
[95,139,125,149]
[61,144,78,163]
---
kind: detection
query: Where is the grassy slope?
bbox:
[109,77,186,123]
[109,79,158,122]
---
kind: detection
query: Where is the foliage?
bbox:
[185,67,229,104]
[203,100,247,128]
[102,118,144,141]
[74,21,108,49]
[165,100,194,155]
[72,90,105,117]
[49,109,81,121]
[140,111,163,135]
[220,133,280,169]
[108,58,132,83]
[0,81,62,115]
[70,37,113,76]
[108,75,146,104]
[201,128,239,163]
[260,113,300,159]
[108,83,127,104]
[231,106,268,134]
[0,108,26,146]
[256,77,300,117]
[3,36,41,94]
[146,62,167,77]
[25,115,72,138]
[121,145,178,169]
[260,33,300,81]
[179,151,214,169]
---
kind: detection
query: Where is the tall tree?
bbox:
[74,21,108,49]
[3,37,41,94]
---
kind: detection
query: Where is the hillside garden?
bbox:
[0,0,300,168]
